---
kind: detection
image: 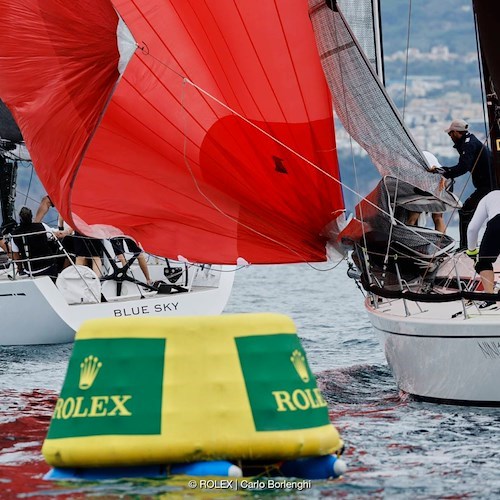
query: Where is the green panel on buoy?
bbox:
[47,338,165,438]
[236,334,328,431]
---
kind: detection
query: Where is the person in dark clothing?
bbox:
[0,237,8,269]
[110,237,152,285]
[74,232,104,277]
[11,206,58,278]
[430,119,495,249]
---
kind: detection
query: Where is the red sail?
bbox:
[0,0,343,263]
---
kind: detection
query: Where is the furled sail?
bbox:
[0,0,344,264]
[0,100,23,232]
[308,0,456,205]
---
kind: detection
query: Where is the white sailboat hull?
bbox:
[366,297,500,405]
[0,265,234,346]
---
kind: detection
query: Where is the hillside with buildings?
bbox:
[337,0,485,210]
[382,0,485,158]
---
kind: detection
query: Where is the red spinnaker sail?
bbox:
[0,0,343,264]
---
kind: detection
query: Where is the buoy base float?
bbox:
[44,455,346,481]
[279,454,347,479]
[42,314,345,480]
[44,460,243,480]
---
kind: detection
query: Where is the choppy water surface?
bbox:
[2,263,500,498]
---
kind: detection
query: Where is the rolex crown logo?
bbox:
[290,349,309,383]
[79,355,102,390]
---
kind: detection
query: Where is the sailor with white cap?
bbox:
[430,119,495,249]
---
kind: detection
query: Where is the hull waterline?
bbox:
[0,267,234,346]
[366,296,500,405]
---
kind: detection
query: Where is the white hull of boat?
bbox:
[0,265,234,346]
[366,296,500,405]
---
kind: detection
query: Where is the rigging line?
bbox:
[140,43,356,201]
[326,6,378,259]
[184,76,455,258]
[472,7,496,192]
[472,9,488,140]
[329,9,370,259]
[142,44,455,259]
[329,5,398,279]
[402,0,412,120]
[179,78,312,266]
[327,6,449,270]
[382,0,468,283]
[396,0,414,184]
[383,0,413,280]
[23,163,34,206]
[304,258,345,272]
[386,0,413,280]
[15,190,41,206]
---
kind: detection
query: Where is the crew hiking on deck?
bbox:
[10,206,58,278]
[466,190,500,308]
[430,119,495,249]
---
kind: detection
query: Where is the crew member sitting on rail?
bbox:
[466,190,500,308]
[11,207,58,278]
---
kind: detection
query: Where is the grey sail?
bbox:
[337,0,384,82]
[308,0,456,206]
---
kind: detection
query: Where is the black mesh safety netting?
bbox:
[339,176,455,265]
[308,0,457,206]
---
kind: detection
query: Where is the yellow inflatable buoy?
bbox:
[42,313,343,468]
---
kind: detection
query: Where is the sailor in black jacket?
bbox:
[11,206,58,277]
[431,119,495,249]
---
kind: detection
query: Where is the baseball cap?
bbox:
[445,119,468,133]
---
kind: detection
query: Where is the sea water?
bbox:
[1,262,500,498]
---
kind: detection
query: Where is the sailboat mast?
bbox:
[371,0,385,85]
[0,154,17,233]
[0,101,22,233]
[472,0,500,188]
[481,57,500,190]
